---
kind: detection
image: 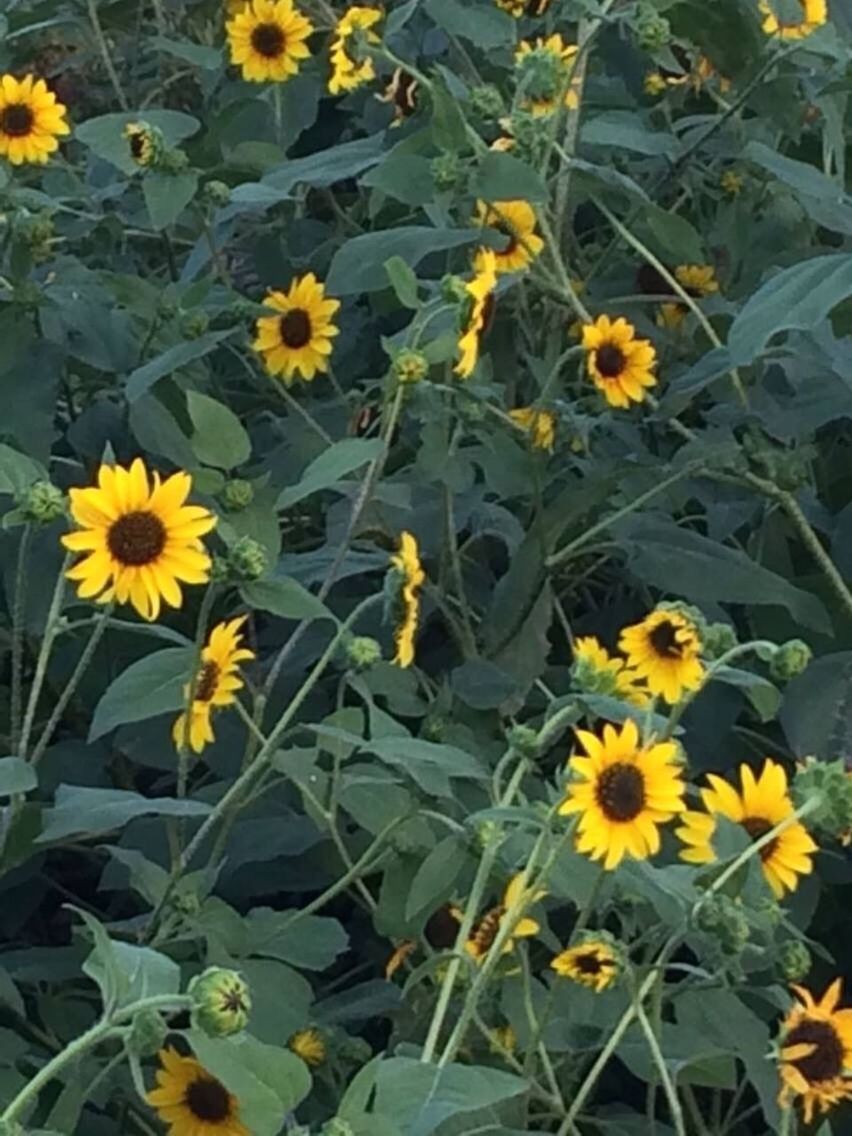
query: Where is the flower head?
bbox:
[227,0,313,83]
[173,617,255,753]
[378,68,419,124]
[461,874,544,962]
[515,35,580,116]
[147,1047,249,1136]
[494,0,552,15]
[474,199,543,275]
[759,0,827,40]
[618,609,704,704]
[124,121,160,168]
[289,1028,326,1067]
[189,968,251,1037]
[455,250,497,377]
[581,315,657,409]
[254,274,340,383]
[551,937,620,992]
[572,635,650,707]
[0,74,69,166]
[329,6,383,95]
[777,980,852,1124]
[389,531,425,668]
[509,407,556,452]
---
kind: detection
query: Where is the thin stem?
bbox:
[443,485,476,657]
[636,1000,687,1136]
[661,639,777,740]
[10,524,33,754]
[19,554,70,757]
[177,585,218,800]
[86,0,129,110]
[276,384,333,444]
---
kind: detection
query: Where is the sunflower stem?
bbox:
[86,0,129,110]
[18,553,71,760]
[10,524,33,755]
[636,999,687,1136]
[177,584,218,799]
[661,639,777,740]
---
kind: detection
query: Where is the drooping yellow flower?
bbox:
[657,263,720,329]
[515,35,580,115]
[473,199,543,275]
[288,1028,326,1067]
[581,315,657,409]
[618,609,704,704]
[572,635,650,707]
[559,718,685,870]
[759,0,827,40]
[226,0,313,83]
[495,0,552,15]
[461,874,543,962]
[328,6,383,95]
[147,1047,249,1136]
[777,979,852,1124]
[0,74,69,166]
[378,68,419,125]
[489,1024,518,1056]
[509,407,556,452]
[172,617,255,754]
[62,460,216,623]
[455,250,497,378]
[551,939,619,992]
[390,531,425,668]
[254,274,340,383]
[123,122,157,167]
[675,759,818,898]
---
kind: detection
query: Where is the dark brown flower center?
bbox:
[786,1019,844,1083]
[279,308,312,348]
[251,22,286,58]
[495,221,519,257]
[470,906,503,955]
[0,104,35,138]
[595,343,626,379]
[649,619,684,659]
[425,905,461,950]
[106,510,166,566]
[742,815,777,861]
[195,660,220,703]
[128,132,145,158]
[596,763,645,822]
[576,950,606,975]
[185,1076,231,1122]
[390,70,418,115]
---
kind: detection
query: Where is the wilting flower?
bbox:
[759,0,827,40]
[572,635,649,707]
[559,718,686,870]
[254,274,340,383]
[389,531,425,668]
[0,74,69,165]
[515,35,580,115]
[172,617,255,753]
[62,459,216,622]
[618,609,704,704]
[473,199,543,275]
[226,0,313,83]
[455,250,497,378]
[509,408,556,452]
[147,1047,249,1136]
[658,263,720,329]
[777,979,852,1123]
[289,1028,326,1067]
[123,121,159,167]
[328,6,383,95]
[378,68,419,124]
[551,938,619,992]
[676,759,818,898]
[581,315,657,409]
[460,874,543,962]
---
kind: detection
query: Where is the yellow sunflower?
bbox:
[147,1047,249,1136]
[254,274,340,384]
[509,407,556,452]
[455,250,497,378]
[390,531,425,668]
[62,459,216,623]
[123,122,157,168]
[0,74,69,166]
[551,939,619,992]
[378,68,419,125]
[658,263,720,329]
[226,0,313,83]
[675,759,817,898]
[759,0,827,39]
[618,609,704,704]
[328,6,383,95]
[515,35,580,115]
[172,617,254,753]
[777,980,852,1124]
[473,199,544,276]
[581,315,657,409]
[462,874,543,962]
[559,718,686,870]
[495,0,552,15]
[572,635,650,707]
[289,1028,326,1067]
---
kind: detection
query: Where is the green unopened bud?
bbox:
[322,1120,355,1136]
[203,179,231,207]
[126,1008,169,1057]
[476,819,501,850]
[702,622,738,659]
[421,714,446,741]
[158,147,191,174]
[181,310,210,340]
[123,121,163,169]
[792,757,852,843]
[515,43,563,105]
[19,480,65,524]
[171,886,202,918]
[695,894,749,955]
[778,940,811,983]
[393,348,429,385]
[431,151,462,192]
[227,536,268,582]
[468,84,505,122]
[441,274,469,305]
[221,478,254,512]
[770,639,812,682]
[189,967,251,1037]
[507,724,539,760]
[636,7,672,51]
[346,635,382,671]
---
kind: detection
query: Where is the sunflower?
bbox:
[473,199,544,275]
[515,35,580,115]
[721,169,744,196]
[559,718,686,870]
[658,263,720,329]
[328,6,383,95]
[385,903,462,978]
[455,250,497,378]
[572,635,650,707]
[675,759,818,898]
[551,939,619,992]
[462,874,543,962]
[759,0,827,39]
[226,0,313,83]
[123,121,157,168]
[289,1028,326,1067]
[581,315,657,409]
[495,0,552,15]
[253,274,340,383]
[489,1024,518,1056]
[389,531,425,668]
[147,1047,249,1136]
[777,979,852,1123]
[62,459,216,623]
[172,617,255,754]
[0,74,69,166]
[618,609,704,704]
[378,68,419,124]
[509,408,556,452]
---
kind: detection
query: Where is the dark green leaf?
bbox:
[143,170,199,230]
[405,835,466,920]
[38,787,211,843]
[384,256,419,310]
[187,391,251,469]
[0,757,37,796]
[126,331,233,401]
[425,0,516,48]
[241,577,333,622]
[327,228,483,294]
[277,439,383,508]
[89,647,193,740]
[75,110,200,174]
[474,152,548,203]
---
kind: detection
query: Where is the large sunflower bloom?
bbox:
[147,1047,249,1136]
[328,6,383,95]
[551,938,619,992]
[455,250,497,378]
[474,199,544,276]
[559,718,686,870]
[618,609,704,704]
[581,315,657,409]
[777,980,852,1124]
[226,0,313,83]
[0,74,69,166]
[173,617,255,753]
[254,274,340,383]
[759,0,827,40]
[389,531,425,668]
[461,874,543,963]
[675,759,817,898]
[515,35,580,115]
[62,460,216,623]
[573,635,650,707]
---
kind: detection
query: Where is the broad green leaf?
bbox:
[425,0,515,48]
[151,36,222,69]
[241,577,333,622]
[73,907,127,1009]
[244,909,349,970]
[451,660,518,710]
[473,151,548,203]
[143,170,199,230]
[581,112,677,158]
[237,958,314,1045]
[405,835,466,921]
[129,392,197,468]
[327,228,483,294]
[744,141,852,234]
[187,390,251,469]
[0,444,46,496]
[126,331,234,401]
[89,647,193,740]
[385,256,419,310]
[262,134,386,193]
[313,980,402,1025]
[277,439,383,508]
[87,942,180,1004]
[38,786,211,843]
[75,110,200,174]
[636,204,704,263]
[0,757,36,796]
[779,652,852,760]
[104,847,170,907]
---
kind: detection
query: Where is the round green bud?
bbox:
[227,536,268,582]
[792,757,852,843]
[431,152,462,192]
[157,295,179,319]
[158,147,191,175]
[221,479,254,513]
[126,1008,169,1057]
[189,967,251,1038]
[19,480,65,524]
[468,84,505,122]
[476,819,502,851]
[393,348,429,385]
[181,310,210,340]
[636,8,672,52]
[507,724,540,761]
[770,639,812,682]
[171,886,202,918]
[345,635,382,671]
[322,1121,355,1136]
[778,940,811,983]
[515,44,563,104]
[203,180,232,207]
[702,622,738,660]
[421,714,446,742]
[696,894,749,955]
[441,274,469,305]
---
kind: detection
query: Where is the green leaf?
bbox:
[129,392,197,468]
[86,941,180,1004]
[405,835,466,921]
[636,204,704,263]
[187,391,251,469]
[0,444,47,496]
[237,958,314,1045]
[244,909,349,970]
[74,907,127,1009]
[241,577,334,622]
[313,979,401,1025]
[277,439,383,508]
[151,36,222,70]
[384,256,419,310]
[75,110,200,174]
[473,152,548,203]
[327,228,483,295]
[728,254,852,365]
[0,757,37,796]
[126,331,233,401]
[261,134,386,194]
[38,786,211,843]
[780,652,852,760]
[581,112,677,158]
[143,170,199,230]
[451,660,518,710]
[425,0,516,48]
[89,647,193,740]
[743,141,852,234]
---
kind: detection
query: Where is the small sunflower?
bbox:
[721,169,744,196]
[759,0,827,39]
[619,609,704,705]
[328,6,383,95]
[147,1047,249,1136]
[378,68,419,124]
[675,759,818,898]
[389,531,425,668]
[0,74,70,166]
[515,35,580,115]
[559,718,686,870]
[455,249,497,378]
[489,1024,518,1056]
[62,459,216,623]
[509,407,556,452]
[462,874,543,963]
[777,979,852,1123]
[474,199,544,275]
[551,939,619,992]
[172,617,255,753]
[289,1028,326,1067]
[495,0,552,15]
[123,121,158,168]
[581,315,657,409]
[572,635,650,708]
[658,263,720,329]
[226,0,313,83]
[254,274,340,383]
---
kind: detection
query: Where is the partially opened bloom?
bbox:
[455,250,497,378]
[619,609,704,704]
[572,635,650,707]
[328,6,383,94]
[515,35,580,115]
[226,0,313,83]
[0,74,69,165]
[378,68,419,124]
[474,199,543,275]
[173,617,254,753]
[147,1047,249,1136]
[551,938,619,992]
[509,407,556,452]
[495,0,552,15]
[389,531,425,668]
[462,874,544,962]
[254,274,340,383]
[777,979,852,1123]
[658,263,719,329]
[289,1028,326,1067]
[582,315,657,409]
[759,0,827,40]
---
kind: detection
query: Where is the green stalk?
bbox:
[661,639,777,740]
[10,524,33,754]
[636,1000,687,1136]
[19,554,70,758]
[177,585,218,800]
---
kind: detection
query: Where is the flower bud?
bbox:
[123,121,163,169]
[226,535,268,582]
[476,820,501,850]
[514,43,563,105]
[392,348,429,385]
[288,1027,326,1067]
[702,622,738,660]
[189,967,251,1037]
[441,274,469,305]
[431,152,462,192]
[636,8,672,51]
[181,310,210,340]
[203,179,231,207]
[507,723,540,760]
[643,71,668,97]
[778,940,811,983]
[770,639,812,682]
[695,894,749,955]
[345,635,382,671]
[126,1008,169,1057]
[19,480,65,524]
[220,478,254,512]
[469,84,505,122]
[792,757,852,843]
[158,147,191,175]
[721,169,744,196]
